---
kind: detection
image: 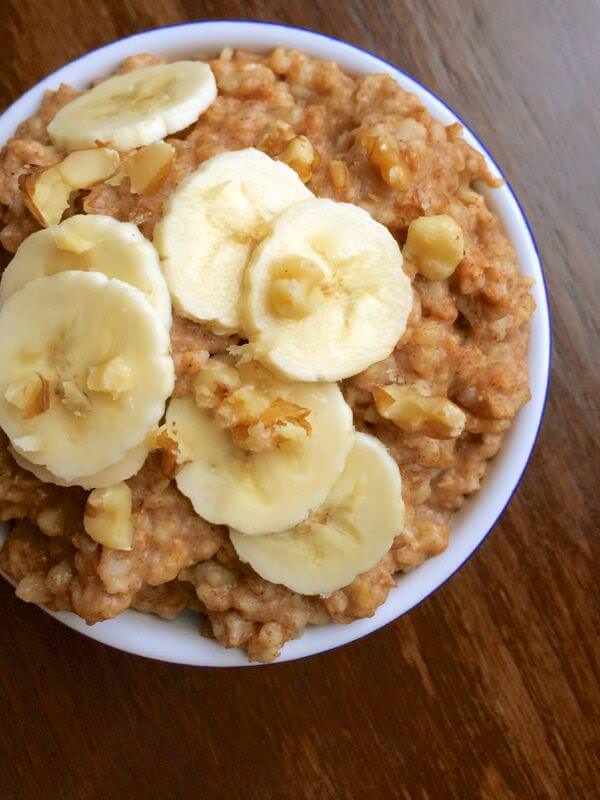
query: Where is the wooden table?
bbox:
[1,2,598,798]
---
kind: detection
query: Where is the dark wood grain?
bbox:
[0,1,598,798]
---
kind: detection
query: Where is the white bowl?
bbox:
[0,20,551,667]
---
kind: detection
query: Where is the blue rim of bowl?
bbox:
[0,19,552,667]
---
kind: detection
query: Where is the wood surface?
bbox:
[0,1,598,798]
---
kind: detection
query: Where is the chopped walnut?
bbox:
[87,356,134,398]
[215,385,271,429]
[20,147,120,227]
[277,135,320,183]
[374,384,466,439]
[227,343,254,366]
[362,130,411,191]
[59,380,91,415]
[5,374,50,419]
[329,159,351,192]
[152,424,183,478]
[193,359,241,409]
[216,387,312,453]
[258,120,296,157]
[127,141,175,195]
[84,482,134,551]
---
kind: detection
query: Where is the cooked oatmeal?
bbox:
[0,47,534,662]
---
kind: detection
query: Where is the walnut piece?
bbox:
[374,384,466,439]
[20,147,120,226]
[84,483,134,551]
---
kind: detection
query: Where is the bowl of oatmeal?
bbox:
[0,21,550,666]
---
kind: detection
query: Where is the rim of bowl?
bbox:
[0,19,552,668]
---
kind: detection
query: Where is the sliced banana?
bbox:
[231,432,405,596]
[154,148,312,333]
[48,61,217,151]
[167,363,353,535]
[0,272,174,482]
[244,198,412,381]
[0,215,172,328]
[10,441,148,490]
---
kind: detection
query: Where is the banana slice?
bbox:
[167,363,353,535]
[10,441,148,490]
[0,271,174,482]
[231,432,405,596]
[47,61,217,151]
[243,198,412,381]
[154,148,312,333]
[0,215,171,328]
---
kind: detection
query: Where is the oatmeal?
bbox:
[0,48,534,662]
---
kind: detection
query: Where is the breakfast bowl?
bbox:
[0,20,551,666]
